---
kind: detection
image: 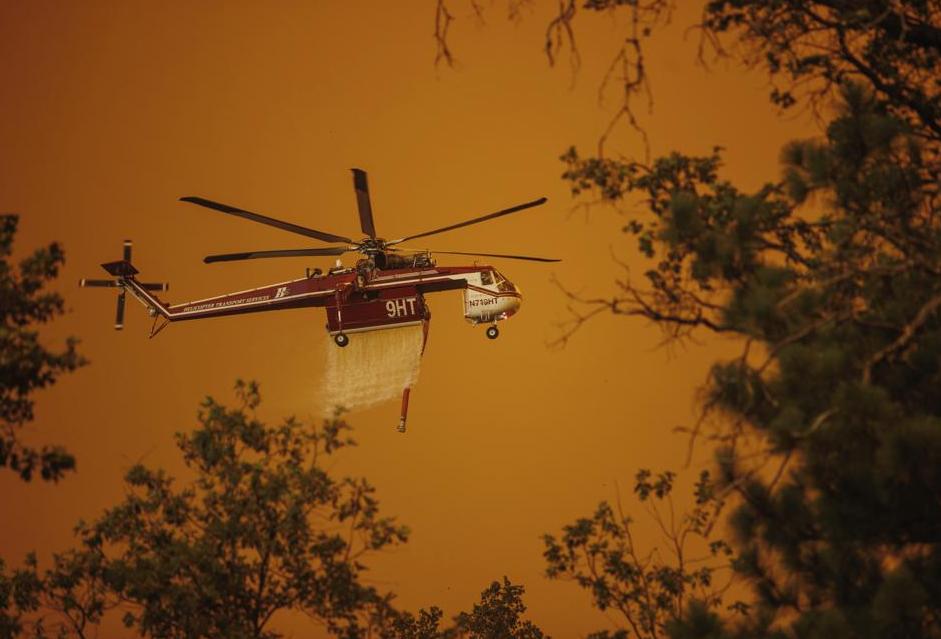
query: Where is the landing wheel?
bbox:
[334,333,350,347]
[486,325,499,340]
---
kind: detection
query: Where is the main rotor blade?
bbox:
[180,196,353,244]
[351,168,376,239]
[397,248,560,263]
[203,246,352,264]
[387,197,548,246]
[141,282,169,292]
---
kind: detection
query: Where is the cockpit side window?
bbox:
[480,270,494,285]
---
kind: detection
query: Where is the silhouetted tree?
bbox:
[0,548,113,639]
[350,577,546,639]
[5,381,409,638]
[562,82,941,636]
[450,577,547,639]
[0,214,84,482]
[338,575,555,639]
[0,555,42,638]
[544,470,738,639]
[702,0,941,149]
[437,1,941,157]
[1,378,554,639]
[359,601,444,639]
[442,2,941,636]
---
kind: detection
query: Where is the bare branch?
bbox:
[434,0,456,67]
[544,0,580,73]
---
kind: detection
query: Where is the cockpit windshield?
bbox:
[493,270,516,293]
[480,271,494,285]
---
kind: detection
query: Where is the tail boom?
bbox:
[122,274,337,323]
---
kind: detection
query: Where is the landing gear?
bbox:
[334,333,350,347]
[486,325,499,340]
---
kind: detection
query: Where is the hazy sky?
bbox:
[0,2,814,635]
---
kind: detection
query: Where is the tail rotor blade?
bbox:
[82,241,165,329]
[115,290,126,330]
[351,168,377,239]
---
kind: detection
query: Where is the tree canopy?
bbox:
[556,38,941,639]
[0,214,85,482]
[5,382,409,638]
[374,577,548,639]
[1,383,551,639]
[439,1,941,636]
[702,0,941,149]
[437,1,941,159]
[543,469,736,639]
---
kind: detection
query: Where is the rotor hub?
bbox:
[358,238,387,255]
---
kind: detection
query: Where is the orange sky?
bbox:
[0,2,815,635]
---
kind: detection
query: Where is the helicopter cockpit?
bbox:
[463,268,522,335]
[480,269,519,294]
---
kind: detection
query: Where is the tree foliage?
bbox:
[702,0,941,149]
[97,380,411,638]
[1,382,548,639]
[0,214,85,482]
[436,1,941,635]
[561,82,941,636]
[544,470,737,639]
[0,555,43,639]
[437,1,941,160]
[376,576,547,639]
[4,381,410,638]
[450,577,547,639]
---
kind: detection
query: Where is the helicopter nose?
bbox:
[505,290,522,317]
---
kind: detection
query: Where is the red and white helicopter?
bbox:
[80,169,558,430]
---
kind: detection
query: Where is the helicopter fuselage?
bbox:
[110,259,521,339]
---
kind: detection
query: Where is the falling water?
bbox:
[321,324,425,416]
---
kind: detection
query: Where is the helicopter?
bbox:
[81,169,558,341]
[80,169,559,431]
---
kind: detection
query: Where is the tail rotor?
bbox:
[115,289,126,330]
[79,240,168,330]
